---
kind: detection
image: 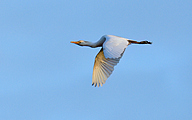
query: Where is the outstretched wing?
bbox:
[92,49,120,87]
[92,35,129,87]
[103,35,129,59]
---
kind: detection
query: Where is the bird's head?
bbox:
[70,40,90,46]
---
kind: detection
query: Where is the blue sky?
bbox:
[0,0,192,119]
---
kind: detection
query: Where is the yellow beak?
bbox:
[70,41,80,44]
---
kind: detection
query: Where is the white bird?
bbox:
[71,35,152,87]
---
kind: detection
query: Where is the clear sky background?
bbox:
[0,0,192,120]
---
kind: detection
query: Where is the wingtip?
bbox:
[92,83,100,87]
[92,83,96,87]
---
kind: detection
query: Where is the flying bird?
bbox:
[71,35,152,87]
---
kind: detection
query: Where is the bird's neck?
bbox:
[83,41,97,48]
[84,36,106,48]
[86,41,103,48]
[90,36,105,48]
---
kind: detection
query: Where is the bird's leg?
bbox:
[128,40,152,44]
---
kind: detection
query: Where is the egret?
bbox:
[71,35,152,87]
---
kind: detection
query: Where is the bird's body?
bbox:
[71,35,152,87]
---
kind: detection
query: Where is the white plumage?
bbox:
[71,35,152,87]
[103,35,129,59]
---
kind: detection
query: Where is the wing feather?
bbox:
[92,49,120,87]
[100,64,110,77]
[92,35,129,87]
[103,35,129,59]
